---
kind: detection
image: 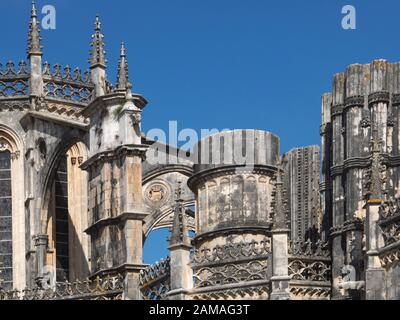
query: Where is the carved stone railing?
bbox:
[0,275,124,300]
[42,62,94,104]
[0,61,30,98]
[288,240,331,300]
[192,239,271,289]
[192,239,271,266]
[139,257,171,300]
[378,199,400,268]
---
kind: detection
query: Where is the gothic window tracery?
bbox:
[54,156,69,282]
[0,150,12,289]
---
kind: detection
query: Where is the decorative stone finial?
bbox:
[116,42,130,91]
[175,180,183,202]
[367,126,387,200]
[27,0,42,56]
[170,181,190,246]
[89,15,107,69]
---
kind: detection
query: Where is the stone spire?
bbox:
[116,42,129,91]
[27,0,42,56]
[169,182,190,246]
[89,15,107,69]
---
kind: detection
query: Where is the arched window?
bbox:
[48,142,89,283]
[0,149,12,289]
[54,155,69,282]
[0,127,24,290]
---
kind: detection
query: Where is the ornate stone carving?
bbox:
[288,240,330,258]
[289,260,331,282]
[0,61,30,97]
[0,275,124,300]
[368,91,390,105]
[345,95,364,108]
[332,104,344,116]
[146,183,169,204]
[140,257,171,300]
[380,246,400,268]
[289,286,330,300]
[393,93,400,106]
[42,63,94,104]
[360,116,371,128]
[130,112,141,126]
[0,139,9,151]
[192,239,271,265]
[194,260,268,288]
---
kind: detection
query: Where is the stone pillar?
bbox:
[34,234,48,286]
[270,169,291,300]
[320,93,332,242]
[365,201,385,300]
[270,230,291,300]
[167,184,193,300]
[120,150,149,300]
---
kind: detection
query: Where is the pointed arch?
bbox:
[39,138,90,283]
[0,124,25,290]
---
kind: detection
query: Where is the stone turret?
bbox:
[82,42,149,299]
[188,130,279,299]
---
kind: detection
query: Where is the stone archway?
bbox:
[39,138,90,284]
[142,165,196,242]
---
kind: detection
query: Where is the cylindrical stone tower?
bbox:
[188,130,280,299]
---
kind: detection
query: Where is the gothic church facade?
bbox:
[0,3,399,300]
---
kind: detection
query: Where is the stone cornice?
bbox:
[189,279,270,296]
[82,91,148,117]
[330,157,371,176]
[344,95,365,109]
[332,104,344,117]
[331,92,392,117]
[188,164,277,190]
[332,155,400,177]
[330,219,364,237]
[80,144,149,170]
[368,91,390,105]
[91,263,147,279]
[85,211,149,235]
[193,226,272,244]
[20,110,89,131]
[392,93,400,106]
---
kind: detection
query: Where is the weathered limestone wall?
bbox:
[188,130,279,299]
[190,130,280,236]
[323,60,400,299]
[282,146,321,241]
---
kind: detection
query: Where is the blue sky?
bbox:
[2,0,400,264]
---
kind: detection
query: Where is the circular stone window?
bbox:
[145,182,170,206]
